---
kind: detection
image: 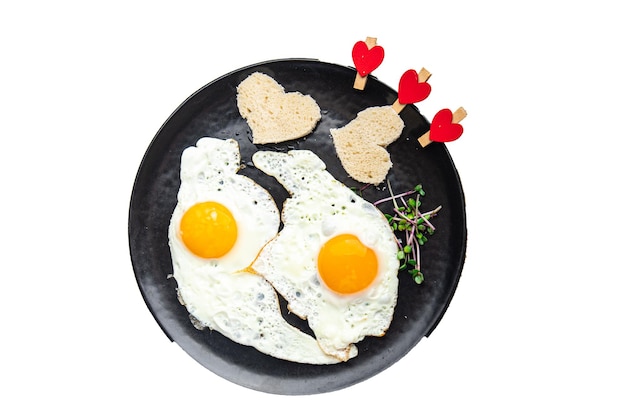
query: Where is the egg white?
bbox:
[251,150,400,361]
[168,138,354,364]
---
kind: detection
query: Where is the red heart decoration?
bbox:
[398,69,431,104]
[352,41,384,77]
[430,109,463,142]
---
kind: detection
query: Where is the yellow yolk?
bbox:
[179,201,238,258]
[317,234,378,294]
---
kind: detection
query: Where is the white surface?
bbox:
[1,1,624,415]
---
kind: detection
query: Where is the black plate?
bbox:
[128,59,466,395]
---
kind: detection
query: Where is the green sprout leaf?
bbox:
[373,180,442,285]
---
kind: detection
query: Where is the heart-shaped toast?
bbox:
[237,72,321,144]
[330,106,405,184]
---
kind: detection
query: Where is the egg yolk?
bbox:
[317,234,378,294]
[179,201,238,258]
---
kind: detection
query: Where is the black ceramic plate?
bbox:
[128,59,466,395]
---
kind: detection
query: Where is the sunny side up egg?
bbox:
[168,137,355,364]
[251,150,400,362]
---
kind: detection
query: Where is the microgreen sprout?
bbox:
[374,181,441,284]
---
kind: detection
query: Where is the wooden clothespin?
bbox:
[392,68,432,113]
[352,37,384,90]
[418,107,467,147]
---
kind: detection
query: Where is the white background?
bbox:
[2,1,624,415]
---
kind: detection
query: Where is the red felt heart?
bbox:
[430,109,463,142]
[352,41,384,77]
[398,69,431,104]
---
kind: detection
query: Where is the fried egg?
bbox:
[168,137,354,364]
[251,150,400,361]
